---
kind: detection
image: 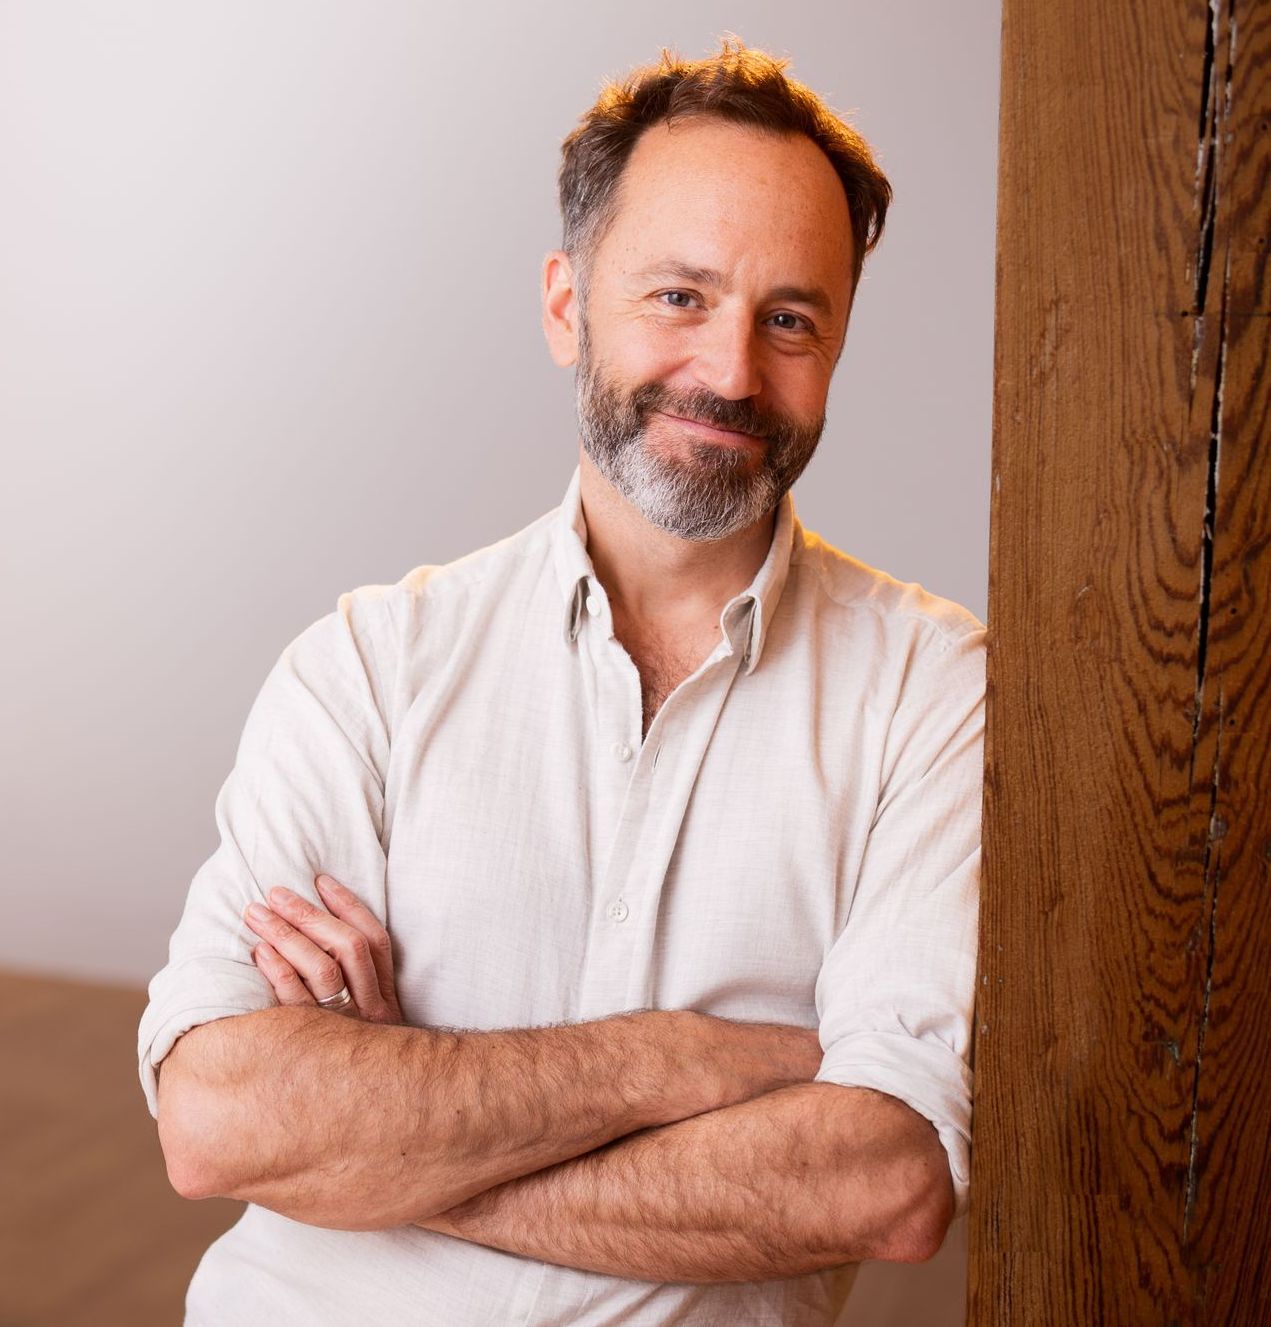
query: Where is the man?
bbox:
[140,38,985,1326]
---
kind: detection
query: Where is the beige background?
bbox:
[0,2,998,1321]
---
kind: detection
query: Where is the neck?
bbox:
[577,445,776,640]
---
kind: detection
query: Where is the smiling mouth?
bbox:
[659,412,764,446]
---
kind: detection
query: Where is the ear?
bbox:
[541,249,580,368]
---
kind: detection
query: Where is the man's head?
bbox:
[542,38,892,542]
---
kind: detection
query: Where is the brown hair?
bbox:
[557,36,892,312]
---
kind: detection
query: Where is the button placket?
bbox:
[576,644,750,1021]
[575,598,646,945]
[573,616,658,1017]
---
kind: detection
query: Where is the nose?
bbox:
[691,307,763,401]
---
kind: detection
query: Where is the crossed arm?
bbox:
[156,878,952,1282]
[412,1078,949,1281]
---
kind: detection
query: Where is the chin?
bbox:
[644,429,752,475]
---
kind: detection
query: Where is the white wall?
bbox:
[0,3,998,1316]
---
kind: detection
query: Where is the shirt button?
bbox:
[611,741,632,762]
[585,594,600,616]
[606,898,629,923]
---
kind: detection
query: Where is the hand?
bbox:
[243,874,404,1024]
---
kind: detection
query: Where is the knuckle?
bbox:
[347,933,372,966]
[274,974,309,1004]
[313,958,343,989]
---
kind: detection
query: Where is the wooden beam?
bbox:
[972,1,1268,1322]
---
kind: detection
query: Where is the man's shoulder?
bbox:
[324,502,558,637]
[790,527,985,733]
[275,502,560,686]
[792,523,985,654]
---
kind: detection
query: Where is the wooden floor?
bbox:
[0,971,242,1326]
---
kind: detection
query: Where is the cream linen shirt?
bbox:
[139,463,985,1327]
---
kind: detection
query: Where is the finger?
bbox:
[313,875,399,1009]
[265,887,387,1018]
[243,901,349,1004]
[252,942,317,1008]
[255,942,355,1017]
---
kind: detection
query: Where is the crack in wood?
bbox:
[1192,249,1231,747]
[1187,0,1237,397]
[1184,689,1225,1243]
[1192,2,1220,319]
[1182,0,1237,1248]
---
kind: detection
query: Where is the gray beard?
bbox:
[573,323,824,543]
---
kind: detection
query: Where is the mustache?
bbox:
[630,383,786,440]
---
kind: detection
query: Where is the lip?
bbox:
[658,412,764,447]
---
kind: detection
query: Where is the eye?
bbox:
[657,290,697,309]
[769,311,811,333]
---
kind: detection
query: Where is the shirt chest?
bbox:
[377,616,883,1036]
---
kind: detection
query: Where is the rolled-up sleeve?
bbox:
[137,586,396,1118]
[814,620,985,1220]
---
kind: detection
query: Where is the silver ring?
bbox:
[316,985,353,1012]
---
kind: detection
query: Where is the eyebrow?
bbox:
[630,260,837,322]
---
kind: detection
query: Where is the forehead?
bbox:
[597,117,854,291]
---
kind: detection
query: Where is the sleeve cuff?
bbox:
[137,955,277,1118]
[814,1030,973,1221]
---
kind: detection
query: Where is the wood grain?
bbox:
[0,971,243,1326]
[971,2,1269,1324]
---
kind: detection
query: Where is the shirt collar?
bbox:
[551,464,798,676]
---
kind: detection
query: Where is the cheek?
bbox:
[778,361,832,411]
[623,326,692,382]
[588,314,685,383]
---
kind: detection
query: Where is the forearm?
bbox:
[159,1004,699,1227]
[157,1005,821,1230]
[416,1082,950,1282]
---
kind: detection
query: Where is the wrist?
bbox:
[604,1009,719,1125]
[700,1014,825,1108]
